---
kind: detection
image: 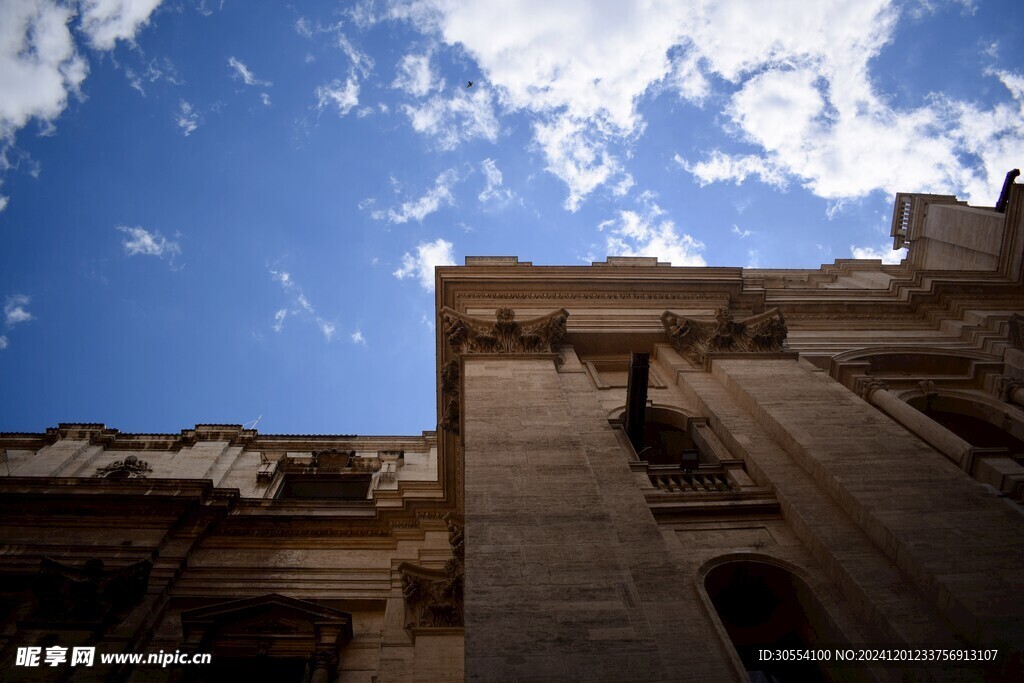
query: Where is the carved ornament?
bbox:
[93,455,152,479]
[858,379,889,400]
[661,307,787,363]
[440,307,568,355]
[998,376,1024,402]
[398,515,464,629]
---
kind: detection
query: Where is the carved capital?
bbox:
[661,307,787,362]
[858,378,889,401]
[440,307,568,355]
[998,376,1024,402]
[437,308,567,435]
[397,514,464,629]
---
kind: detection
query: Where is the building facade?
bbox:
[2,184,1024,681]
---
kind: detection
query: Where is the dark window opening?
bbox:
[706,562,850,683]
[924,409,1024,457]
[639,420,699,467]
[276,474,371,500]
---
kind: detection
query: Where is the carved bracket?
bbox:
[661,307,787,363]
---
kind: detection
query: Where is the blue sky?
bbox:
[1,0,1022,435]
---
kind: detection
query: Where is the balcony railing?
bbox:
[649,468,736,493]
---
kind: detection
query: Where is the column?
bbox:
[859,380,973,468]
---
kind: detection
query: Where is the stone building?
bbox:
[2,182,1024,682]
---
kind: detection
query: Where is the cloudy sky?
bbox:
[1,0,1022,434]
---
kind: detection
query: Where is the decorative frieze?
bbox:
[661,307,787,363]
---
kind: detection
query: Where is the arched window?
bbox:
[907,394,1024,458]
[703,559,852,683]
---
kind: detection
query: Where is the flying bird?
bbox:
[466,81,473,88]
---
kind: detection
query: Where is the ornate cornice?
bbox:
[661,307,787,363]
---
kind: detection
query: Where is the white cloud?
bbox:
[0,194,8,212]
[316,77,359,116]
[4,294,33,326]
[294,16,313,38]
[351,329,366,345]
[336,32,374,78]
[731,225,752,238]
[0,335,7,350]
[78,0,163,50]
[851,244,906,264]
[599,198,706,267]
[394,238,455,290]
[379,169,458,224]
[175,99,199,135]
[401,85,499,150]
[272,308,287,332]
[399,0,1024,209]
[123,56,181,96]
[676,151,786,189]
[228,56,271,87]
[478,158,513,204]
[669,46,710,104]
[533,116,624,212]
[0,1,87,142]
[312,31,372,119]
[116,225,181,263]
[269,269,334,341]
[398,1,677,208]
[393,52,441,96]
[260,92,271,106]
[270,270,294,289]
